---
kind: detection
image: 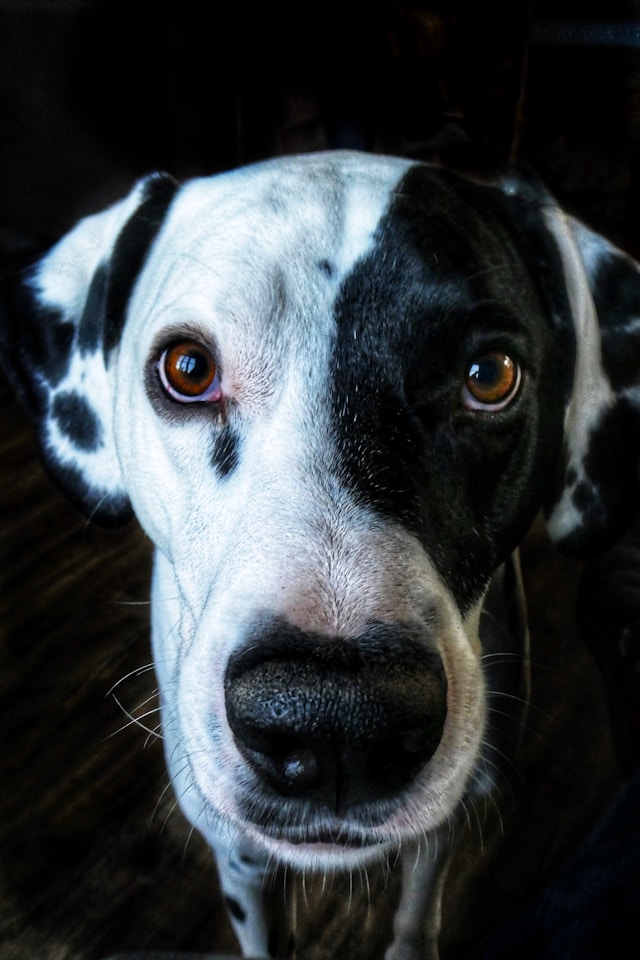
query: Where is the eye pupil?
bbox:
[175,351,205,379]
[469,355,506,389]
[177,355,196,375]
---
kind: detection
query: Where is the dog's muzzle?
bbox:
[224,619,447,814]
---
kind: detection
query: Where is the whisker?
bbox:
[482,787,506,836]
[105,708,162,743]
[160,796,183,835]
[144,722,164,750]
[362,864,372,913]
[108,599,152,608]
[130,690,161,713]
[106,663,155,698]
[480,649,524,661]
[301,867,310,911]
[110,693,162,740]
[458,796,473,834]
[152,768,186,824]
[84,492,110,528]
[183,819,199,860]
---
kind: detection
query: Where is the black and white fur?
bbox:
[2,152,640,959]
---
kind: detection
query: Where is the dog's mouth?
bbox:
[262,823,381,849]
[242,815,395,867]
[236,787,405,864]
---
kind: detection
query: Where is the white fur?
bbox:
[542,210,616,543]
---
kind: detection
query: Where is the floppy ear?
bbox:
[545,214,640,557]
[0,172,177,526]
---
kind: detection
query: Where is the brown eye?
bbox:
[463,352,520,410]
[158,340,221,403]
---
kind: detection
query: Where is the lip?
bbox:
[265,833,391,865]
[288,830,368,847]
[263,824,390,852]
[254,829,397,872]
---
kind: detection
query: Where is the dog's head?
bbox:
[2,152,639,867]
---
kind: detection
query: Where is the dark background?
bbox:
[1,1,639,250]
[0,2,639,959]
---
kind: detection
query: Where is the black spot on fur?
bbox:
[562,400,640,557]
[318,258,335,277]
[51,391,102,451]
[24,309,75,389]
[225,895,247,923]
[591,251,640,392]
[103,173,178,355]
[212,425,241,478]
[0,260,75,416]
[78,264,108,355]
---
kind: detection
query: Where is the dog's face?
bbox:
[2,152,640,869]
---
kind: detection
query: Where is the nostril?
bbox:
[242,733,323,794]
[367,719,444,792]
[403,726,435,754]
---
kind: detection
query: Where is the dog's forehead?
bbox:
[139,152,414,306]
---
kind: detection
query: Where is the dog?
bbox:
[1,150,639,960]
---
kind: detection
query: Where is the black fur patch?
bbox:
[330,165,571,609]
[103,173,178,355]
[225,895,247,923]
[0,261,75,416]
[562,400,640,557]
[51,391,102,451]
[212,425,241,478]
[591,251,640,392]
[78,264,108,355]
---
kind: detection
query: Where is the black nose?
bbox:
[224,620,447,812]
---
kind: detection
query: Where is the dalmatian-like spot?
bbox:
[77,265,109,355]
[102,173,178,355]
[225,895,247,923]
[211,425,241,478]
[51,390,103,452]
[318,258,335,278]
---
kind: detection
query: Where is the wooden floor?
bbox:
[0,372,623,960]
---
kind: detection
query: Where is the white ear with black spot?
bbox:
[0,172,178,525]
[545,212,640,556]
